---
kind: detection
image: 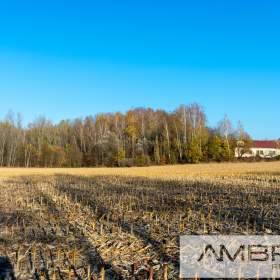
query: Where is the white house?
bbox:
[236,140,280,158]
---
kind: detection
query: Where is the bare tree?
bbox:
[218,115,233,160]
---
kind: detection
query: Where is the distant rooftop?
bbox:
[252,140,279,149]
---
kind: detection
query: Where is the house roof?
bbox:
[252,140,278,149]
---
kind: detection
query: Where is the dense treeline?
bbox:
[0,104,251,167]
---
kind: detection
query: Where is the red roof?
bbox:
[252,140,278,149]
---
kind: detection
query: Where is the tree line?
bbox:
[0,104,252,167]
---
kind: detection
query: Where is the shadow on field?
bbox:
[0,257,15,280]
[38,191,124,280]
[54,173,280,237]
[54,175,182,266]
[24,173,280,279]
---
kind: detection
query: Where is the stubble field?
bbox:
[0,162,279,279]
[0,161,280,179]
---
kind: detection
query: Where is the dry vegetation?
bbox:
[0,162,279,279]
[0,161,280,179]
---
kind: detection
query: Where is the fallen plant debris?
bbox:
[0,172,279,279]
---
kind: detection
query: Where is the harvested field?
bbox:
[0,166,280,279]
[0,162,279,179]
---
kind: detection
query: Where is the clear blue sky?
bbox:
[0,0,279,139]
